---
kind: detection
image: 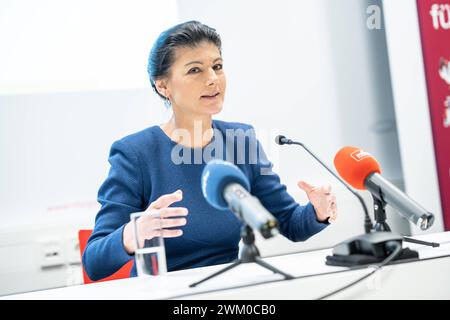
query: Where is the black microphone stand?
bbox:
[372,195,390,232]
[189,224,294,288]
[276,136,373,234]
[371,194,439,247]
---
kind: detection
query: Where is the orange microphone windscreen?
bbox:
[333,146,381,190]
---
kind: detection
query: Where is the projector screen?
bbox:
[0,0,177,227]
[0,0,177,94]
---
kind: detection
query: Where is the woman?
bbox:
[82,21,337,281]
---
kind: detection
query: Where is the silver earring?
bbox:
[164,97,172,109]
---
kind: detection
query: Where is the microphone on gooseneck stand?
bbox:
[276,138,420,300]
[334,146,439,248]
[275,135,373,234]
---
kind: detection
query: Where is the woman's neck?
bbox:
[161,114,214,148]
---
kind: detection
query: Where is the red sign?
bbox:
[417,0,450,230]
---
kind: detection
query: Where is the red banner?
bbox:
[417,0,450,230]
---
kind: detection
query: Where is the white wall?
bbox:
[0,89,170,229]
[177,0,411,254]
[0,0,177,94]
[382,0,444,235]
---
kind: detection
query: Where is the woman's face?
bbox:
[158,41,226,117]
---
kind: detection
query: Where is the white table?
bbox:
[3,232,450,300]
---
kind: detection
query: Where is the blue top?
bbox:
[82,120,328,280]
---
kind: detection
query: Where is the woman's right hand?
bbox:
[123,189,188,254]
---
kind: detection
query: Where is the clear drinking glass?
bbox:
[130,211,167,277]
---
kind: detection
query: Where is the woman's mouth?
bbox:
[201,92,220,100]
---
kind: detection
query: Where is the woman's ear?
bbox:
[154,79,170,99]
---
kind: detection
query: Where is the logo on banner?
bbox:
[430,4,450,29]
[439,57,450,127]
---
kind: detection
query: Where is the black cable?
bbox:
[315,241,403,300]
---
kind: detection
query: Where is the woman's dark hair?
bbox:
[148,20,222,100]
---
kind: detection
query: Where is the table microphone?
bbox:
[334,146,435,231]
[201,159,279,239]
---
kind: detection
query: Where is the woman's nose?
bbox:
[205,68,219,86]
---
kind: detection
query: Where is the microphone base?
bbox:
[189,225,294,288]
[326,232,419,267]
[325,248,419,267]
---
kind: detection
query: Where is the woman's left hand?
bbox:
[298,181,337,223]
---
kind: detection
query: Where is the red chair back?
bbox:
[78,229,133,284]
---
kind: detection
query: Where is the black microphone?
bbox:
[275,135,373,233]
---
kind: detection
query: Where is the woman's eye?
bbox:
[188,67,201,74]
[213,64,223,71]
